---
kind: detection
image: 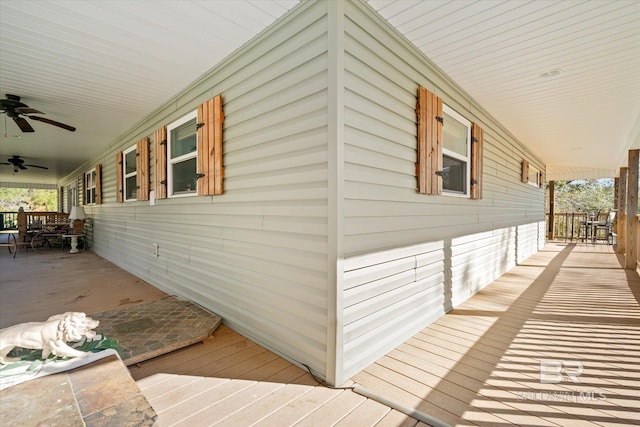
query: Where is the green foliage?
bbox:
[548,179,615,214]
[0,335,126,377]
[0,188,57,211]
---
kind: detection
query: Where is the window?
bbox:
[155,94,224,200]
[167,111,198,197]
[528,165,541,187]
[442,105,471,196]
[522,160,542,188]
[123,145,137,201]
[416,86,483,199]
[66,182,77,213]
[84,169,96,204]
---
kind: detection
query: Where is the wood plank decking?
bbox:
[0,248,423,426]
[1,242,638,426]
[353,242,640,426]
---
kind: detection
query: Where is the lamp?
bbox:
[68,206,86,253]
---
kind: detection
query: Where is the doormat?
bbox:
[90,300,222,366]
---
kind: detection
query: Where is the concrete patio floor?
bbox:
[1,241,638,426]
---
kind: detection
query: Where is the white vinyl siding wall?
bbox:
[340,1,545,379]
[60,0,547,386]
[61,1,331,376]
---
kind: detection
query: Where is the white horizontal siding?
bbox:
[61,0,331,376]
[339,0,546,381]
[517,221,546,264]
[342,241,445,378]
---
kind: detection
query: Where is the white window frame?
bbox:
[85,169,96,204]
[528,164,542,187]
[123,145,137,202]
[66,182,77,213]
[442,104,471,197]
[167,110,198,198]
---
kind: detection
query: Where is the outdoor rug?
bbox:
[90,300,222,366]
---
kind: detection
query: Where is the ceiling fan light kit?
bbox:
[0,94,76,133]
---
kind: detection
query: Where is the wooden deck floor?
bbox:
[0,247,423,426]
[1,242,638,426]
[353,242,640,426]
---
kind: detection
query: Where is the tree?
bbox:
[0,188,57,211]
[547,179,614,213]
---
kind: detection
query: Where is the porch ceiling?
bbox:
[1,0,638,185]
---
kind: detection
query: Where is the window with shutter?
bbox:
[522,160,542,187]
[416,85,483,199]
[136,137,150,201]
[165,94,224,198]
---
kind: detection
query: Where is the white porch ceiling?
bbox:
[1,0,639,185]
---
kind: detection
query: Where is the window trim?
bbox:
[123,144,138,202]
[167,110,198,198]
[84,168,96,205]
[441,104,471,198]
[527,163,542,188]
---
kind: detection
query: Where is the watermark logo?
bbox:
[540,360,583,384]
[515,360,607,402]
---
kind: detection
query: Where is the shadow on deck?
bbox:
[1,242,638,426]
[354,242,640,426]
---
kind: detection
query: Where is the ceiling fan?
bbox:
[1,155,49,173]
[0,94,76,133]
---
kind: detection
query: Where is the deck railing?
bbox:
[1,211,70,231]
[546,212,639,269]
[9,211,69,244]
[545,212,610,241]
[0,211,18,230]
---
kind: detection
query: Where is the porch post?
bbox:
[17,208,27,244]
[625,149,639,269]
[617,168,627,255]
[614,177,619,235]
[547,180,555,240]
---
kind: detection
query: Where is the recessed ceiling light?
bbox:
[540,69,563,78]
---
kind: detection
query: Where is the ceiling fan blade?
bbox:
[27,115,76,132]
[18,164,27,170]
[15,107,44,115]
[25,164,49,169]
[13,116,35,132]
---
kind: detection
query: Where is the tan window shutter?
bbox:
[136,137,150,201]
[197,94,224,196]
[471,123,484,200]
[82,172,87,205]
[95,164,102,204]
[416,86,443,195]
[154,126,167,199]
[116,151,124,203]
[521,160,529,183]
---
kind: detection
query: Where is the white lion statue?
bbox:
[0,312,100,364]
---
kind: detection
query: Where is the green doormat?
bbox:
[90,300,222,366]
